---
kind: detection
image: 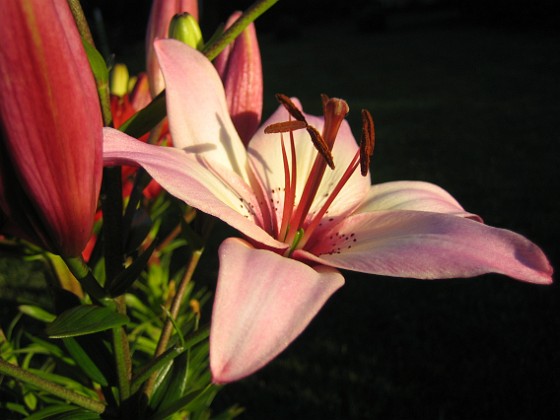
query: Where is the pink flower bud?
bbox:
[214,12,263,145]
[0,0,102,256]
[146,0,199,97]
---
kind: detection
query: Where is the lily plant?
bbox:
[103,40,552,384]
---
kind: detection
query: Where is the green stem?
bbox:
[112,318,131,406]
[66,0,95,47]
[69,0,112,126]
[202,0,280,61]
[63,256,106,302]
[142,249,203,399]
[0,359,106,414]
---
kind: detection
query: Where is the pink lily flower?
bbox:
[146,0,199,97]
[102,40,552,383]
[214,11,263,145]
[0,0,102,257]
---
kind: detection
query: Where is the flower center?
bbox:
[264,94,375,255]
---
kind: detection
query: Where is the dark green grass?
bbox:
[213,12,560,419]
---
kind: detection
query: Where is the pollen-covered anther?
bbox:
[306,125,335,169]
[359,109,375,176]
[275,93,307,122]
[264,120,308,134]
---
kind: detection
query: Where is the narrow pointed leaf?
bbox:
[149,361,174,409]
[26,405,101,420]
[155,352,190,412]
[63,338,109,386]
[3,402,28,417]
[118,92,167,138]
[152,385,217,420]
[107,238,157,297]
[82,39,108,88]
[18,305,56,323]
[130,345,184,395]
[46,305,128,338]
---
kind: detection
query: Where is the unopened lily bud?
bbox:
[214,11,263,145]
[146,0,199,97]
[168,13,203,49]
[129,73,152,110]
[0,0,102,257]
[110,63,130,97]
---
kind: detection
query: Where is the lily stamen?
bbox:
[275,93,307,122]
[264,120,307,134]
[306,125,334,169]
[360,109,375,176]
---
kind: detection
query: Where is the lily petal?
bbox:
[154,39,249,182]
[103,128,285,250]
[302,210,552,284]
[357,180,482,221]
[210,237,344,383]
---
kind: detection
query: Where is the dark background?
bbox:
[4,1,560,418]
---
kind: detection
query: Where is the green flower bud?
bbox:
[168,12,203,50]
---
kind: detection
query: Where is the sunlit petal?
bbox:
[155,39,249,182]
[103,128,285,250]
[303,210,552,284]
[357,180,482,221]
[210,238,344,383]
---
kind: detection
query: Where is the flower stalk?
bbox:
[143,248,203,399]
[0,359,106,414]
[63,256,106,302]
[202,0,279,61]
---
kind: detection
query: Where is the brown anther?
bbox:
[264,120,308,134]
[359,109,375,176]
[306,125,335,169]
[275,93,307,122]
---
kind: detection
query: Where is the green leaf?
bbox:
[151,385,218,420]
[19,305,56,323]
[107,238,157,297]
[4,401,29,417]
[63,338,109,386]
[148,360,174,410]
[153,352,189,412]
[182,326,210,351]
[45,305,128,338]
[119,91,166,138]
[26,405,101,420]
[53,409,101,420]
[82,40,108,85]
[25,335,65,359]
[82,39,111,125]
[211,404,245,420]
[130,345,184,395]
